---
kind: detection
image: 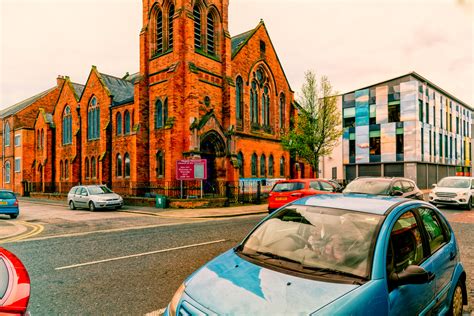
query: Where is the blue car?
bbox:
[165,194,467,315]
[0,190,19,219]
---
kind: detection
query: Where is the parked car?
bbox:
[0,247,30,314]
[343,177,423,200]
[67,185,124,211]
[429,176,474,209]
[165,194,467,316]
[0,190,19,219]
[268,179,339,213]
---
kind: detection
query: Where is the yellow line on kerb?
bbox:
[0,221,44,244]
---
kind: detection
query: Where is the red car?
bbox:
[0,248,30,315]
[268,178,339,213]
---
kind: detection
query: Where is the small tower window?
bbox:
[168,4,174,50]
[193,5,201,50]
[207,12,215,55]
[260,40,266,54]
[156,9,163,54]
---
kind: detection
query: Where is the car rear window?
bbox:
[272,182,305,192]
[0,258,8,299]
[0,191,15,199]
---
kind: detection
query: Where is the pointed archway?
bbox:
[200,130,226,193]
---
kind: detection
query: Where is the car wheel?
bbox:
[465,197,472,210]
[449,281,464,316]
[69,201,76,210]
[89,201,96,212]
[9,214,18,219]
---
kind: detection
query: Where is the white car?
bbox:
[429,176,474,209]
[67,185,124,211]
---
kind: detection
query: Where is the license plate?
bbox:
[0,201,7,205]
[438,197,452,201]
[275,197,287,201]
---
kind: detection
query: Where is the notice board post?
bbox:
[176,159,207,199]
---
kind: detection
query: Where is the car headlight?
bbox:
[169,283,185,316]
[459,191,469,197]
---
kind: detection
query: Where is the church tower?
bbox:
[140,0,237,184]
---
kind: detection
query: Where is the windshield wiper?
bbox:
[300,265,366,284]
[242,251,300,265]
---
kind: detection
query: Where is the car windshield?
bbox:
[239,205,383,280]
[272,182,305,192]
[88,186,113,195]
[0,191,15,199]
[437,178,470,188]
[343,179,392,195]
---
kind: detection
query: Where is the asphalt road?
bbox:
[1,201,473,315]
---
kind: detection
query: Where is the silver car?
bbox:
[67,185,124,211]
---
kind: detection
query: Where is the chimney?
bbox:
[56,75,66,88]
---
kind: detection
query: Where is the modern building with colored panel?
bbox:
[340,72,472,189]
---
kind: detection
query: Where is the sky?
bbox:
[0,0,473,110]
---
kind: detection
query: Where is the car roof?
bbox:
[293,193,408,215]
[276,178,324,183]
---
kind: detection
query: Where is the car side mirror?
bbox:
[391,190,403,196]
[432,184,437,188]
[389,265,435,286]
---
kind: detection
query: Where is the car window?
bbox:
[309,181,320,190]
[402,181,414,193]
[70,187,78,195]
[387,211,426,275]
[391,181,403,193]
[80,188,88,196]
[272,182,305,192]
[418,208,447,254]
[319,181,334,192]
[0,191,15,199]
[471,179,474,189]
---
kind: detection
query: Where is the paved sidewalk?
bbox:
[18,197,269,219]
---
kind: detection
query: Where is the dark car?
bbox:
[0,248,30,314]
[343,177,424,200]
[0,190,19,219]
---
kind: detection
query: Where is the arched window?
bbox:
[65,160,69,179]
[4,161,11,183]
[237,152,244,178]
[262,86,270,126]
[85,158,90,179]
[88,97,100,140]
[124,110,131,134]
[193,5,201,50]
[4,123,10,147]
[280,156,285,177]
[41,129,44,149]
[116,154,122,177]
[116,112,122,135]
[250,81,258,124]
[280,93,286,129]
[156,8,163,54]
[62,106,72,145]
[60,160,64,179]
[236,76,243,121]
[155,100,163,128]
[251,153,258,177]
[163,99,168,124]
[124,153,131,178]
[91,157,96,178]
[206,12,215,55]
[260,154,266,177]
[269,155,274,176]
[156,151,164,178]
[168,4,174,50]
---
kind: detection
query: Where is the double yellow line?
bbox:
[0,221,44,244]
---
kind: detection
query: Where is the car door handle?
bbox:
[291,193,303,197]
[427,271,436,282]
[449,251,457,261]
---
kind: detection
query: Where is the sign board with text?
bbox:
[176,159,207,180]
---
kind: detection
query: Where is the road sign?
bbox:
[176,159,207,180]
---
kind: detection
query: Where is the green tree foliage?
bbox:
[282,70,342,177]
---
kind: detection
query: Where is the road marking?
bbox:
[145,307,166,316]
[2,221,206,244]
[55,239,227,270]
[0,221,44,244]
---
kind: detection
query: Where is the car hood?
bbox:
[184,250,359,315]
[433,187,468,193]
[93,193,121,199]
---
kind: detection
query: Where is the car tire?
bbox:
[69,201,76,210]
[89,201,96,212]
[464,197,472,210]
[9,214,18,219]
[449,281,464,316]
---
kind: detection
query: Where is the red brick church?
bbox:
[0,0,303,196]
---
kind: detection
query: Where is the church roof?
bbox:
[0,87,56,118]
[99,72,135,106]
[71,82,85,99]
[231,29,254,56]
